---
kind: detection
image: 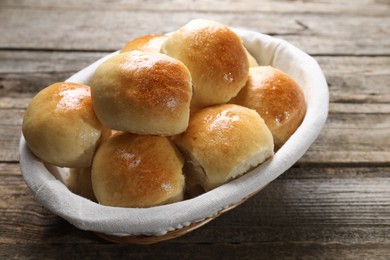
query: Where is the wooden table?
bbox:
[1,0,389,258]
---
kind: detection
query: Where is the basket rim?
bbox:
[95,189,261,244]
[19,28,329,237]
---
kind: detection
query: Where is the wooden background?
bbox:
[1,0,389,258]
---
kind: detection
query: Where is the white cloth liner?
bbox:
[19,29,329,236]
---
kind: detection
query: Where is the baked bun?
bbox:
[120,34,168,53]
[68,168,96,201]
[161,19,249,108]
[230,66,306,149]
[91,133,185,208]
[90,51,192,135]
[173,104,274,191]
[22,82,107,168]
[246,48,259,67]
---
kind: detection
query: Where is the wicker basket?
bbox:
[19,28,328,244]
[96,192,255,244]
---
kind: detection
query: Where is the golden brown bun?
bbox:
[90,51,192,135]
[230,66,306,149]
[120,34,168,53]
[245,48,259,67]
[68,168,97,201]
[91,133,185,208]
[22,82,106,168]
[161,19,249,108]
[173,104,274,191]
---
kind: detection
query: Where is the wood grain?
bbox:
[1,52,388,164]
[1,243,390,259]
[1,0,389,258]
[3,0,390,15]
[2,51,389,101]
[3,106,388,164]
[1,1,389,55]
[1,165,389,257]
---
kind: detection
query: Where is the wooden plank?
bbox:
[0,72,76,98]
[0,126,22,162]
[316,56,390,104]
[330,103,390,114]
[0,97,32,109]
[3,105,389,164]
[301,111,390,164]
[1,51,389,104]
[1,242,390,259]
[0,51,108,97]
[1,52,389,164]
[2,0,389,16]
[0,6,389,55]
[1,0,388,258]
[1,165,389,248]
[0,51,108,74]
[190,167,390,245]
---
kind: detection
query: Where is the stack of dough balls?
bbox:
[22,19,306,209]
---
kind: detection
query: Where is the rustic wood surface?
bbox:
[1,0,389,258]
